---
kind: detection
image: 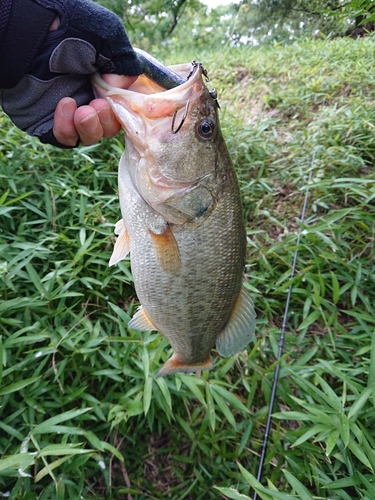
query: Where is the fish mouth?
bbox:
[92,55,204,95]
[92,58,205,128]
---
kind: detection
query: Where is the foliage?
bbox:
[229,0,357,44]
[97,0,205,49]
[1,35,375,498]
[343,0,375,20]
[96,0,375,49]
[169,3,238,53]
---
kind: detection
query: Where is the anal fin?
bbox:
[109,219,130,266]
[156,354,213,378]
[128,306,157,331]
[216,287,256,357]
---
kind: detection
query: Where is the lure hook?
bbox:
[171,99,190,134]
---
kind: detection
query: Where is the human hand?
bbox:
[53,74,137,147]
[0,0,142,148]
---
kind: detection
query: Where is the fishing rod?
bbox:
[252,152,316,499]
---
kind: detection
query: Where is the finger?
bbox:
[53,97,79,147]
[49,16,60,31]
[74,106,104,146]
[89,98,121,138]
[102,73,138,89]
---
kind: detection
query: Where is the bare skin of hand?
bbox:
[53,74,137,147]
[48,17,138,147]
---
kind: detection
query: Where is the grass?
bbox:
[1,35,375,498]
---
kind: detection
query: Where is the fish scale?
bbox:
[93,59,256,376]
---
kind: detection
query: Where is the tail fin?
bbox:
[156,354,213,378]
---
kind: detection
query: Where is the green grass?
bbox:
[1,35,375,498]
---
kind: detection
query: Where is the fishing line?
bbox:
[252,150,316,500]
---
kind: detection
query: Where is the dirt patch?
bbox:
[143,432,178,493]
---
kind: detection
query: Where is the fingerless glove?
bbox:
[0,0,142,147]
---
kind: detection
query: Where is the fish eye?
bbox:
[197,119,215,140]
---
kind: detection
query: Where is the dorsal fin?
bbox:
[215,287,256,357]
[109,219,130,266]
[128,306,157,331]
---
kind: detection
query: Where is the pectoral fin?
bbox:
[156,354,213,378]
[216,287,256,357]
[149,223,181,274]
[109,219,130,266]
[128,306,157,331]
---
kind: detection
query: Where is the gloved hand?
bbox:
[0,0,142,147]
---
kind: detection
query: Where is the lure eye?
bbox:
[197,119,215,140]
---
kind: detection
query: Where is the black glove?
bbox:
[0,0,142,147]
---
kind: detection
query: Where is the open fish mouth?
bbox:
[92,58,205,117]
[92,49,221,154]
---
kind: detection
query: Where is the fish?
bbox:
[93,59,256,377]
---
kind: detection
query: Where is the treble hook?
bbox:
[171,99,190,134]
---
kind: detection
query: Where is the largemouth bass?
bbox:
[93,61,256,377]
